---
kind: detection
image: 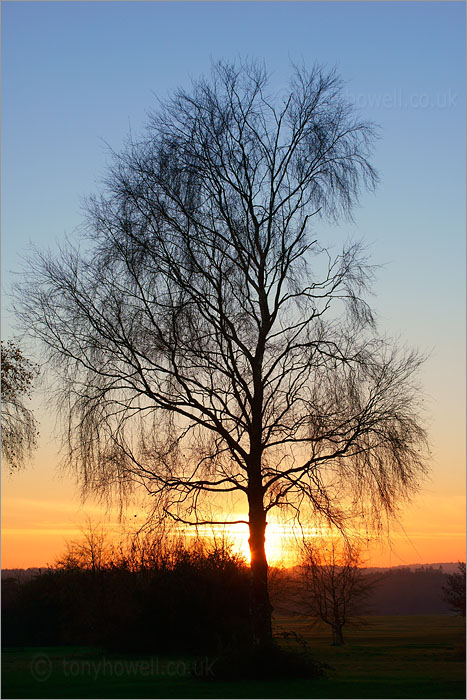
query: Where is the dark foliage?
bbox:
[207,643,327,682]
[1,340,39,471]
[443,562,466,617]
[2,544,250,654]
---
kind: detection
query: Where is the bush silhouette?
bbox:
[2,538,250,654]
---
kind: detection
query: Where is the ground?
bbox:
[2,615,465,698]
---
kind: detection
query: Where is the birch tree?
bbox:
[16,60,427,649]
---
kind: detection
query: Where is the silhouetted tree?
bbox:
[1,340,38,471]
[443,562,466,616]
[299,537,378,645]
[16,60,428,650]
[55,517,111,572]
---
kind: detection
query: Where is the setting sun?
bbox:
[231,521,296,566]
[189,518,322,568]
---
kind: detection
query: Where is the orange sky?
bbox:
[2,419,465,569]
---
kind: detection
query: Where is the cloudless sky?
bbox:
[2,1,465,567]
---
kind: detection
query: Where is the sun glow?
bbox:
[219,518,322,567]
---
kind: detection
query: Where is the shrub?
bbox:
[2,538,250,654]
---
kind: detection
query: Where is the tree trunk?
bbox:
[248,490,273,650]
[331,624,344,646]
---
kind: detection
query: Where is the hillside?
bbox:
[269,564,461,616]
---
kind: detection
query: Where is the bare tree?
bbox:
[16,60,427,650]
[1,340,38,472]
[55,517,111,573]
[299,537,378,645]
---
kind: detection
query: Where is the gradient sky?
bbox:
[2,1,465,568]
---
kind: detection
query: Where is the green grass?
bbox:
[2,615,465,698]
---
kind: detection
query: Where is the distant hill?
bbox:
[364,567,452,615]
[270,563,463,616]
[1,567,52,581]
[362,562,462,575]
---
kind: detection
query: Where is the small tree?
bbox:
[300,538,377,645]
[16,60,428,650]
[55,518,111,572]
[443,562,466,616]
[1,340,38,471]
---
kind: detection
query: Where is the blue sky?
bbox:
[2,1,465,565]
[3,1,465,297]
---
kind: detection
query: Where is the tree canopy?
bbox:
[1,340,38,472]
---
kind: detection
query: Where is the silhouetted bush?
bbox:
[2,570,65,646]
[208,642,327,681]
[2,539,250,654]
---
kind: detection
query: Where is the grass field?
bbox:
[2,615,465,698]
